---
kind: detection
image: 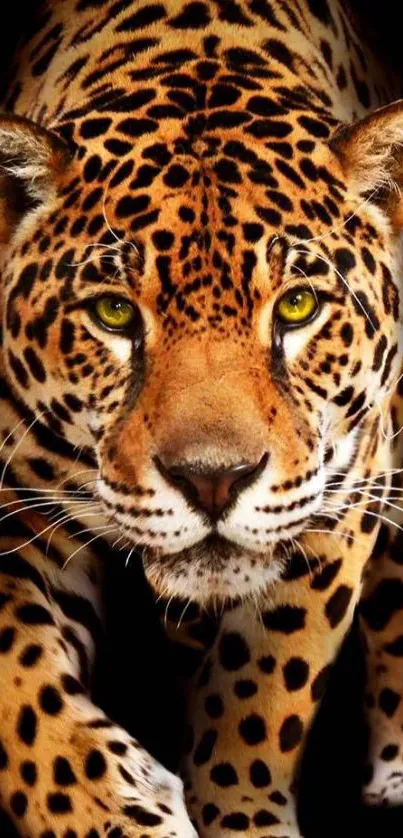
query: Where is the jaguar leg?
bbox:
[0,521,195,838]
[360,527,403,806]
[182,526,377,838]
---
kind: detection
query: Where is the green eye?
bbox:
[94,297,136,331]
[276,288,318,326]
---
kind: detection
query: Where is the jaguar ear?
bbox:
[0,113,72,243]
[330,100,403,226]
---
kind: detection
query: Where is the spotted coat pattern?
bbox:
[0,1,403,837]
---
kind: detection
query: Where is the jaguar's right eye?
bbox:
[276,288,318,327]
[92,296,137,332]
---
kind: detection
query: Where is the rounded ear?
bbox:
[0,113,73,243]
[330,99,403,226]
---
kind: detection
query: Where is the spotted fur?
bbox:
[0,1,403,836]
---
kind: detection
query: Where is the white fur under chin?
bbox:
[144,549,286,605]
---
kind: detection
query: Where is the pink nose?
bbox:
[156,455,268,520]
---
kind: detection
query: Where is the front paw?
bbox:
[114,751,198,837]
[1,717,197,838]
[189,798,302,838]
[362,760,403,808]
[68,724,198,838]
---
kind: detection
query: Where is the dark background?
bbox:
[1,0,403,81]
[1,1,403,835]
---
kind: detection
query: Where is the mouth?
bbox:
[180,533,252,564]
[144,531,263,567]
[97,471,326,603]
[141,532,286,605]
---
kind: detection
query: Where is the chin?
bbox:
[142,534,287,605]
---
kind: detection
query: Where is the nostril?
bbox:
[155,456,213,510]
[154,456,200,499]
[154,457,193,488]
[226,453,269,495]
[154,452,269,519]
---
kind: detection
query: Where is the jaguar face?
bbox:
[1,106,402,604]
[92,230,365,604]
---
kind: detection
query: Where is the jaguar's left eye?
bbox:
[93,296,137,332]
[276,288,318,326]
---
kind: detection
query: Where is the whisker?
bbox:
[0,493,88,515]
[102,173,139,257]
[56,467,97,491]
[68,254,118,268]
[325,489,403,514]
[289,188,380,248]
[324,501,403,533]
[290,536,316,578]
[290,264,319,308]
[0,516,88,558]
[46,506,103,553]
[0,415,30,457]
[0,486,92,496]
[0,410,48,490]
[163,594,176,628]
[62,526,117,571]
[0,497,96,527]
[294,249,377,332]
[70,521,113,540]
[125,546,136,569]
[327,469,403,480]
[176,599,192,630]
[155,585,171,606]
[375,392,403,443]
[305,528,370,548]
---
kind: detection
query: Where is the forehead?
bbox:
[52,53,347,254]
[70,127,348,297]
[91,121,345,233]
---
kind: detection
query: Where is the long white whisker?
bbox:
[0,493,90,515]
[306,528,370,548]
[290,536,315,578]
[164,594,175,628]
[327,469,403,481]
[46,506,103,553]
[0,415,29,456]
[294,249,377,332]
[125,546,136,569]
[324,502,403,533]
[0,515,91,558]
[176,599,192,630]
[327,492,403,515]
[56,467,97,491]
[290,264,319,307]
[289,188,380,247]
[102,170,139,255]
[0,496,96,527]
[70,522,113,539]
[0,486,92,495]
[62,527,117,570]
[375,393,403,443]
[0,410,48,489]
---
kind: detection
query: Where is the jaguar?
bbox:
[0,1,403,836]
